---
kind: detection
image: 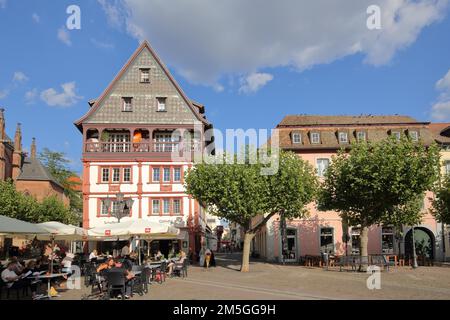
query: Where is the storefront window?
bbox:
[382,226,394,254]
[320,227,334,254]
[351,227,360,255]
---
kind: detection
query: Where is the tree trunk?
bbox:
[241,232,255,272]
[359,226,369,272]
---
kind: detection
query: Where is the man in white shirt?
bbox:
[1,262,26,289]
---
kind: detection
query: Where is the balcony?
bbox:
[83,128,202,159]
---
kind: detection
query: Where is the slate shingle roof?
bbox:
[17,157,63,189]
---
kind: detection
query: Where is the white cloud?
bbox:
[431,101,450,120]
[57,26,72,46]
[0,89,8,99]
[25,88,38,104]
[90,38,114,49]
[32,13,40,23]
[0,0,6,9]
[40,82,83,107]
[98,0,449,88]
[239,73,274,94]
[431,68,450,120]
[13,71,29,83]
[436,69,450,92]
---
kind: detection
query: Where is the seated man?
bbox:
[107,259,135,299]
[1,262,27,292]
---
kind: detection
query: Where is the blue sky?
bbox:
[0,0,450,174]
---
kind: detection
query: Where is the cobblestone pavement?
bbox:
[57,253,450,300]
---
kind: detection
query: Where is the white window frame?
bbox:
[311,132,320,144]
[392,131,401,140]
[101,168,110,183]
[152,199,160,215]
[122,97,133,112]
[357,131,366,142]
[173,167,181,182]
[173,199,181,214]
[319,227,335,254]
[152,167,160,182]
[140,68,150,83]
[316,158,330,177]
[339,132,348,143]
[409,131,419,142]
[163,168,171,182]
[292,133,301,144]
[157,97,166,112]
[123,167,131,183]
[446,161,450,175]
[112,168,120,183]
[163,199,170,214]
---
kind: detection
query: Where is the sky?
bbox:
[0,0,450,174]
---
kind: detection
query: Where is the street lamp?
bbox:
[102,192,134,223]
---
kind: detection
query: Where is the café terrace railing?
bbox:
[84,141,201,153]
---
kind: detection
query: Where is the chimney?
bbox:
[31,137,36,158]
[0,108,4,140]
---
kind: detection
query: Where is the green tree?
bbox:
[185,149,318,272]
[318,136,439,269]
[432,174,450,224]
[39,148,82,222]
[34,195,77,224]
[0,180,38,221]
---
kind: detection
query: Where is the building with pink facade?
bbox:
[254,115,450,264]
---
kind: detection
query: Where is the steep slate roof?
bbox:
[429,123,450,145]
[275,115,434,150]
[17,157,64,189]
[74,40,208,131]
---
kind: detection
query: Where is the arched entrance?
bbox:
[404,227,435,264]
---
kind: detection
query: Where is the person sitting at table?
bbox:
[167,251,187,276]
[96,257,115,273]
[22,260,42,299]
[8,256,24,275]
[154,250,163,261]
[89,249,98,262]
[109,259,135,299]
[1,261,27,292]
[61,252,75,275]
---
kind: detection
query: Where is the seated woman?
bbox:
[22,260,41,299]
[167,251,187,276]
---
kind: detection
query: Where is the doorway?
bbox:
[283,229,298,262]
[405,227,435,264]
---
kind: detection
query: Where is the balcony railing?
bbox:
[84,141,201,153]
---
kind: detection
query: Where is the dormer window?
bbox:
[157,97,166,112]
[356,131,366,142]
[409,130,419,142]
[292,133,301,144]
[140,68,150,83]
[311,132,321,144]
[338,132,348,143]
[122,97,133,112]
[391,131,401,141]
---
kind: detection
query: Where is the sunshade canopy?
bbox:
[36,221,87,240]
[88,219,179,239]
[0,215,48,235]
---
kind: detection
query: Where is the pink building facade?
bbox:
[255,115,450,263]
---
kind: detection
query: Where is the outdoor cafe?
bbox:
[0,215,188,300]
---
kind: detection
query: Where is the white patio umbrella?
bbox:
[88,220,179,264]
[0,215,48,235]
[36,221,87,241]
[36,221,88,275]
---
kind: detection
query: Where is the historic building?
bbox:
[0,108,68,204]
[74,41,214,258]
[256,115,450,264]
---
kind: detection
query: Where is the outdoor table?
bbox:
[35,273,67,299]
